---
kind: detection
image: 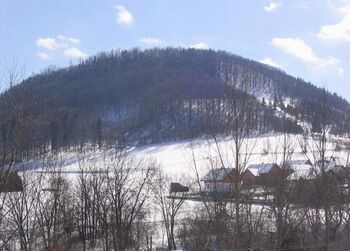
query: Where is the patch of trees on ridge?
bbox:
[0,48,349,157]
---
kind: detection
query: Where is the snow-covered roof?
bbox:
[247,163,276,175]
[201,168,234,181]
[287,166,316,181]
[248,167,259,176]
[287,169,314,181]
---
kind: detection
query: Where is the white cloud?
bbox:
[64,47,89,59]
[37,52,51,60]
[264,1,281,12]
[259,57,281,68]
[57,34,80,45]
[317,13,350,42]
[337,67,345,76]
[337,5,350,15]
[36,37,58,50]
[140,37,163,46]
[115,5,134,26]
[189,42,209,49]
[36,35,81,52]
[326,0,350,15]
[36,35,87,61]
[271,37,339,68]
[318,1,350,42]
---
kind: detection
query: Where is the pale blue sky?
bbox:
[1,0,349,99]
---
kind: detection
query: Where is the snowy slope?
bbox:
[131,133,348,181]
[18,133,349,184]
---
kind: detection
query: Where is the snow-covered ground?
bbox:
[12,133,350,249]
[17,133,349,183]
[133,133,348,181]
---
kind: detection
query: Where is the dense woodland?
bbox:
[1,48,349,158]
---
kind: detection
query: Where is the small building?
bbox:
[313,157,349,184]
[241,168,258,186]
[285,166,317,204]
[246,163,295,187]
[201,168,237,193]
[201,167,261,194]
[170,182,189,193]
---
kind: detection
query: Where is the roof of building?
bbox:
[201,168,235,182]
[247,163,277,176]
[287,166,316,181]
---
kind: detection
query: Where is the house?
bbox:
[201,166,263,194]
[285,160,314,182]
[285,165,317,204]
[312,157,349,184]
[241,168,258,186]
[201,168,238,193]
[247,163,295,187]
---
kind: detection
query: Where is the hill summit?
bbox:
[1,48,349,154]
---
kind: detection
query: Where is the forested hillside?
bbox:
[1,48,349,156]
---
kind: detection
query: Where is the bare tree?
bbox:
[218,62,260,248]
[35,161,74,250]
[151,168,188,250]
[75,154,108,250]
[265,119,307,249]
[0,61,27,249]
[74,148,156,251]
[106,151,155,250]
[6,169,43,251]
[301,90,345,249]
[185,63,270,250]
